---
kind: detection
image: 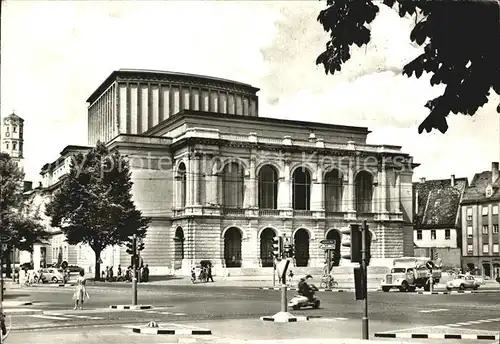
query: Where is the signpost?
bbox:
[426,260,435,293]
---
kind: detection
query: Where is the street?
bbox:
[3,282,500,343]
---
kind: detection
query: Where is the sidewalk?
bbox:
[5,320,427,344]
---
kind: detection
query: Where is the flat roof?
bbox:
[86,69,260,104]
[145,110,372,136]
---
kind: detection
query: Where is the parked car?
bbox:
[33,268,66,283]
[446,274,480,291]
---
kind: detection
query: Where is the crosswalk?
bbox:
[444,317,500,328]
[30,313,104,321]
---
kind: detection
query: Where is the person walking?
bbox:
[207,263,214,282]
[72,270,89,310]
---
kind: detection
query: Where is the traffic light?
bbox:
[341,224,362,263]
[365,228,372,267]
[126,237,137,256]
[272,236,283,258]
[138,242,145,253]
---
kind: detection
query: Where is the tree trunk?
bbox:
[94,249,101,281]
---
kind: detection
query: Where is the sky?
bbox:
[1,1,499,184]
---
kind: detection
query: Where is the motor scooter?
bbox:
[288,284,320,310]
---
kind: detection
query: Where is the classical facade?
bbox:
[413,175,467,268]
[30,69,418,276]
[461,162,500,278]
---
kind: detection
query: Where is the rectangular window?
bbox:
[445,229,451,240]
[482,206,489,216]
[467,244,473,254]
[494,224,499,234]
[483,244,489,253]
[12,125,17,132]
[467,226,473,239]
[493,206,499,215]
[483,225,489,234]
[12,142,16,150]
[416,230,422,240]
[431,230,436,240]
[494,244,499,254]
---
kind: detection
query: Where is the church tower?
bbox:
[2,112,24,171]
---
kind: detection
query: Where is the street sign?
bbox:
[1,243,7,251]
[320,244,336,250]
[426,261,435,270]
[0,235,11,243]
[97,258,103,264]
[320,239,336,245]
[320,239,336,250]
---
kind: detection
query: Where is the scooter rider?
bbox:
[298,274,316,302]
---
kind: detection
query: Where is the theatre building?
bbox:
[42,69,418,275]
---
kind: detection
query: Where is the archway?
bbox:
[260,228,276,267]
[326,229,341,267]
[294,229,310,267]
[355,171,373,213]
[292,167,311,210]
[258,165,278,209]
[224,227,242,268]
[173,227,184,270]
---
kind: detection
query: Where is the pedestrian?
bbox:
[117,265,122,278]
[288,270,294,286]
[72,270,89,310]
[109,266,114,282]
[207,263,214,282]
[142,264,149,282]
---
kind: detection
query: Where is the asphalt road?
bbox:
[4,284,500,343]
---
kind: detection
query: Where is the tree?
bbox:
[45,142,150,280]
[0,153,48,275]
[316,0,500,134]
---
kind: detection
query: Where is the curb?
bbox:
[259,287,379,292]
[26,283,71,287]
[3,308,43,316]
[109,305,152,310]
[2,300,33,307]
[417,291,472,295]
[375,333,499,340]
[260,316,308,322]
[131,327,212,335]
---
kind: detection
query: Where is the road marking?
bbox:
[30,314,68,320]
[418,309,449,313]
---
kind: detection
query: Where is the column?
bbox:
[173,172,180,208]
[379,168,388,214]
[347,160,355,213]
[193,155,200,206]
[186,155,193,206]
[311,165,324,211]
[243,158,256,208]
[395,172,401,213]
[278,159,291,209]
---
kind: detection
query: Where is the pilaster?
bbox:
[186,155,193,206]
[278,157,292,209]
[345,159,356,219]
[311,165,324,211]
[193,155,200,206]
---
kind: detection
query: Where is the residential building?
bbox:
[32,69,419,275]
[413,175,468,268]
[460,162,500,278]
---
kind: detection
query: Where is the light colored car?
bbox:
[34,268,65,283]
[446,274,480,291]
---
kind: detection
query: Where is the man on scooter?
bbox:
[298,274,316,302]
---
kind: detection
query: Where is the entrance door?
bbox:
[173,227,184,270]
[260,228,276,267]
[224,227,242,267]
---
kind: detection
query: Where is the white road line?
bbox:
[30,314,68,320]
[456,322,470,325]
[64,315,103,320]
[419,309,449,313]
[447,324,462,327]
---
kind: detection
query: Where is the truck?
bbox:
[381,257,442,292]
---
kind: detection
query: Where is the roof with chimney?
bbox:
[414,176,468,229]
[461,163,500,205]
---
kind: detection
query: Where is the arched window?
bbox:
[292,168,311,210]
[222,162,244,208]
[355,171,373,213]
[258,165,278,209]
[177,162,187,207]
[325,169,343,212]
